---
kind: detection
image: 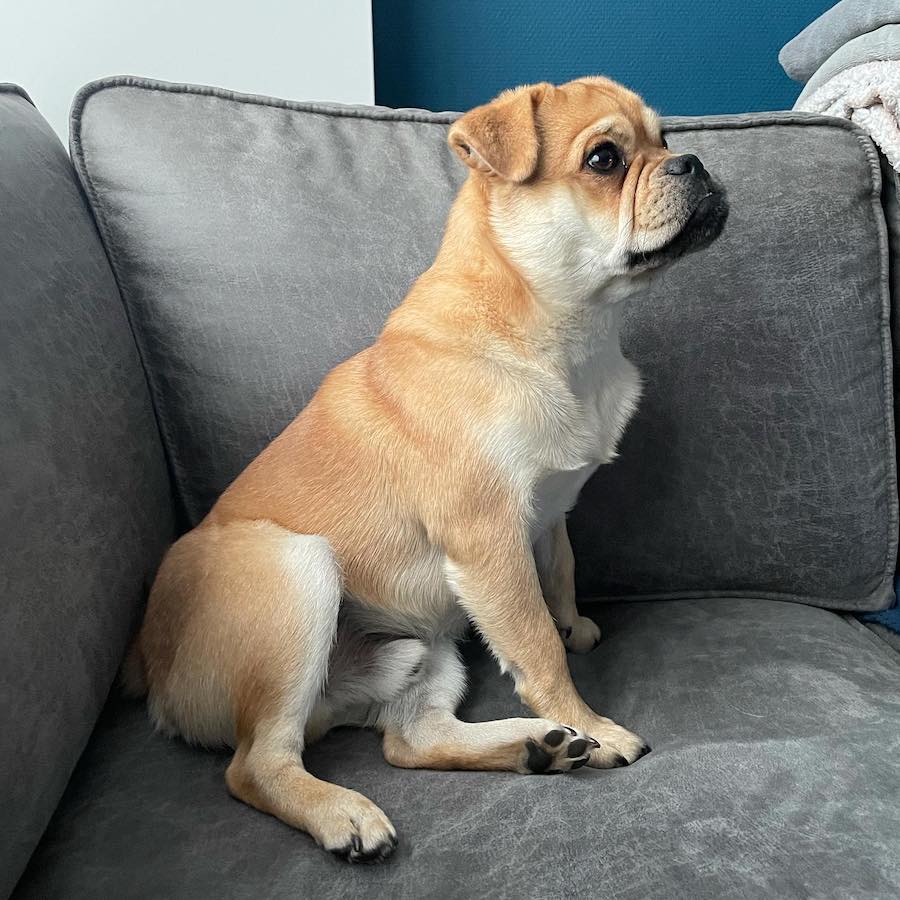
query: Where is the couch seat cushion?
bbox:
[15,598,900,900]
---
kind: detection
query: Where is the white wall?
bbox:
[1,0,374,141]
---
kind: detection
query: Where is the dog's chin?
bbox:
[626,187,729,273]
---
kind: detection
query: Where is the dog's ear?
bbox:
[448,83,548,182]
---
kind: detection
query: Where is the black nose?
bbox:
[662,153,706,177]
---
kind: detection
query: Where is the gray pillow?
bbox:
[780,0,900,83]
[70,77,897,612]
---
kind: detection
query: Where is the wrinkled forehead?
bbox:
[537,78,661,167]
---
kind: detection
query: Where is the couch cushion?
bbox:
[14,598,900,899]
[0,86,176,895]
[69,76,897,610]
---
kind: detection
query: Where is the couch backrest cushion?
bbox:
[0,86,175,895]
[70,76,897,612]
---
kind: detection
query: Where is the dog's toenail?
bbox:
[563,725,577,736]
[544,729,566,747]
[570,757,589,769]
[525,738,552,773]
[560,627,572,639]
[636,744,652,759]
[351,835,362,852]
[588,737,600,748]
[567,738,588,758]
[614,754,629,767]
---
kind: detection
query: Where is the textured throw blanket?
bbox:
[797,24,900,105]
[782,1,900,170]
[780,0,899,83]
[796,60,900,170]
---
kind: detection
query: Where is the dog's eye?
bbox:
[585,142,622,173]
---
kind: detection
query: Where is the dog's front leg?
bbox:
[446,525,650,767]
[535,518,603,654]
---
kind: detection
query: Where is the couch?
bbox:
[2,77,900,899]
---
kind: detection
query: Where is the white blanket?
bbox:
[797,60,900,170]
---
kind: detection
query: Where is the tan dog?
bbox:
[125,76,727,863]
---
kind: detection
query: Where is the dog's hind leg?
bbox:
[136,520,397,862]
[379,641,597,774]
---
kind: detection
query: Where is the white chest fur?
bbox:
[533,314,641,533]
[481,301,642,541]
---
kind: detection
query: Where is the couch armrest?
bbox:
[0,85,175,896]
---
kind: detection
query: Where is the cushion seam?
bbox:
[840,614,900,670]
[72,75,883,136]
[866,135,900,614]
[581,585,889,612]
[0,83,34,106]
[69,104,196,523]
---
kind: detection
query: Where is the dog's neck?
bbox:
[423,177,638,365]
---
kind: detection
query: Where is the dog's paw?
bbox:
[320,791,398,864]
[584,719,651,769]
[519,725,599,774]
[559,615,602,654]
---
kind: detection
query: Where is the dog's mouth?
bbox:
[626,185,729,272]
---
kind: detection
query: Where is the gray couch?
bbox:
[3,76,900,899]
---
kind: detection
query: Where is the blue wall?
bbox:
[373,0,834,115]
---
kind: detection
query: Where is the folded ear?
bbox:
[448,83,548,182]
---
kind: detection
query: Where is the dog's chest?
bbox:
[512,311,642,538]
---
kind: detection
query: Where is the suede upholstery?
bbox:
[14,600,900,900]
[0,86,175,896]
[2,80,900,899]
[69,78,896,610]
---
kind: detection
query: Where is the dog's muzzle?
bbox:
[627,154,729,272]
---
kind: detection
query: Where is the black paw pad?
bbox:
[332,833,397,865]
[613,754,629,767]
[544,729,566,748]
[332,837,364,861]
[331,844,354,861]
[355,843,394,864]
[570,756,589,770]
[566,738,588,758]
[525,738,552,773]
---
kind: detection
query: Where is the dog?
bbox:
[124,76,727,863]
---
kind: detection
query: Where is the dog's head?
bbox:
[448,77,728,299]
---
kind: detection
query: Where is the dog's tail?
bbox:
[120,639,148,698]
